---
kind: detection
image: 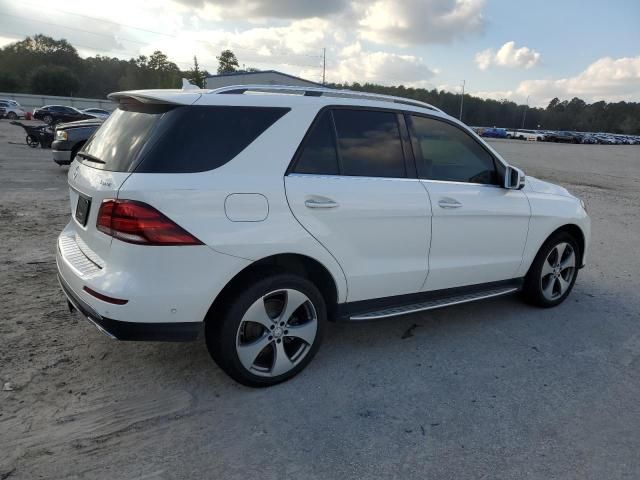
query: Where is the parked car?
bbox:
[0,99,26,119]
[81,108,111,120]
[480,127,507,138]
[544,131,582,143]
[506,129,543,141]
[0,106,5,118]
[56,85,590,387]
[581,134,599,144]
[52,118,103,165]
[33,105,94,124]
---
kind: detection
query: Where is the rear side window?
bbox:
[138,106,289,173]
[332,109,406,178]
[81,104,289,173]
[293,110,339,175]
[409,115,499,185]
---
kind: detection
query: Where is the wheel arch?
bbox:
[529,224,586,272]
[205,253,340,323]
[549,224,585,266]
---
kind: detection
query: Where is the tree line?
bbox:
[0,34,637,134]
[0,35,245,97]
[330,83,640,134]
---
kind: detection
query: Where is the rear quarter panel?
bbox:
[117,103,349,302]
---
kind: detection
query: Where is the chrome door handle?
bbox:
[438,198,462,209]
[305,199,339,208]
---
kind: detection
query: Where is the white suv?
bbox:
[57,85,590,386]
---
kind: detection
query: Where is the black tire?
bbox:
[43,114,53,124]
[522,231,579,307]
[206,273,327,387]
[6,112,17,120]
[26,135,39,148]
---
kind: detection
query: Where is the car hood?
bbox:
[525,176,574,198]
[57,119,104,129]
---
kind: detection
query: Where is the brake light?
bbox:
[97,200,203,246]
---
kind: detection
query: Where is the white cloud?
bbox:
[312,44,435,85]
[358,0,485,46]
[475,41,541,70]
[516,56,640,105]
[172,0,349,19]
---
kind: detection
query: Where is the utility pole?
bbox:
[322,48,326,85]
[521,95,530,129]
[458,79,465,121]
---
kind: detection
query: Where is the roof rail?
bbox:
[208,84,443,113]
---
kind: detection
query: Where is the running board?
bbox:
[349,286,519,321]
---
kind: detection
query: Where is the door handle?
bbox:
[305,199,339,209]
[438,198,462,209]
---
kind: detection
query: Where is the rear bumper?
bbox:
[58,273,201,341]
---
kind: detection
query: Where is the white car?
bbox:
[81,108,111,120]
[56,85,590,386]
[506,129,545,141]
[0,99,26,119]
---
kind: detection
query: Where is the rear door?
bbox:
[407,114,530,291]
[285,108,432,302]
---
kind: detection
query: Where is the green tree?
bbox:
[216,49,239,74]
[29,65,79,96]
[184,56,207,88]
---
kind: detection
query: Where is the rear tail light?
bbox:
[97,200,203,246]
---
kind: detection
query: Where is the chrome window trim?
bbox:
[287,173,421,182]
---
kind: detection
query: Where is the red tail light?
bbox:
[97,200,203,246]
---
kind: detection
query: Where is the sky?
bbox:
[0,0,638,106]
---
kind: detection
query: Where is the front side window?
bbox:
[409,115,499,185]
[333,109,406,178]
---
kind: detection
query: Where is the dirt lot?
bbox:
[1,120,639,479]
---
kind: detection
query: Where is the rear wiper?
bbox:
[76,152,106,164]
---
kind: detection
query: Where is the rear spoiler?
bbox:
[107,90,204,106]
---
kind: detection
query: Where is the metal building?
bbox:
[205,70,323,89]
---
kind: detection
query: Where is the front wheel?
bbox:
[6,112,17,120]
[522,232,579,307]
[206,273,326,387]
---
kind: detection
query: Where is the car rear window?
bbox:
[81,102,289,173]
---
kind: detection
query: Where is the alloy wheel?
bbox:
[235,289,318,377]
[540,242,576,301]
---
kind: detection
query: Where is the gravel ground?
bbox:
[1,121,639,479]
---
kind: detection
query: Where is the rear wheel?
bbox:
[523,232,579,307]
[26,135,39,148]
[6,112,17,120]
[206,273,326,387]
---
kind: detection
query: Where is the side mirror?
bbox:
[504,165,526,190]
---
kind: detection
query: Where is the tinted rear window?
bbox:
[81,103,289,173]
[293,110,339,175]
[332,109,406,178]
[81,103,169,171]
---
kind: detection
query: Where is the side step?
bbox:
[349,286,519,321]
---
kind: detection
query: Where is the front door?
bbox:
[406,114,530,291]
